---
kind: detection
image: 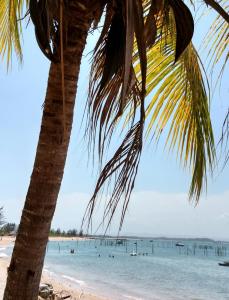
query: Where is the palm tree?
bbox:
[0,207,5,227]
[1,1,96,299]
[0,0,228,299]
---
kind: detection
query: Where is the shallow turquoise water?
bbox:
[43,239,229,300]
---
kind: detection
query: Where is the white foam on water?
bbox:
[0,247,6,251]
[0,253,8,258]
[123,295,144,300]
[62,275,86,287]
[43,265,50,273]
[43,268,54,276]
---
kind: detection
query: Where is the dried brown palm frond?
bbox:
[29,0,106,63]
[85,122,143,231]
[203,0,229,23]
[29,0,62,63]
[85,0,148,230]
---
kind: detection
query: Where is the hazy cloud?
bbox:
[2,190,229,240]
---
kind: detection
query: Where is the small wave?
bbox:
[0,253,8,258]
[62,275,86,286]
[123,295,143,300]
[0,247,6,251]
[43,265,50,273]
[43,268,54,276]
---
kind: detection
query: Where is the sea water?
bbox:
[42,238,229,300]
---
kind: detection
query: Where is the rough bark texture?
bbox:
[3,1,92,299]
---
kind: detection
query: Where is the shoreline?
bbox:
[0,257,108,300]
[0,235,88,246]
[0,237,109,300]
[0,257,109,300]
[41,269,109,300]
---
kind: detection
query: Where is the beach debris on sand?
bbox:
[39,283,54,299]
[55,291,71,299]
[39,283,71,299]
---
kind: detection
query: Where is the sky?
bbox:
[0,10,228,240]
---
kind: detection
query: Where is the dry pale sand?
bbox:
[0,237,109,300]
[0,236,15,248]
[0,258,8,299]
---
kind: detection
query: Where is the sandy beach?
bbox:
[0,236,15,248]
[0,237,109,300]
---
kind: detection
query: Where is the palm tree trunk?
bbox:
[3,2,92,299]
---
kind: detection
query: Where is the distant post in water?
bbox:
[150,240,154,254]
[134,242,138,254]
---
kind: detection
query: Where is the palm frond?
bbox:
[218,108,229,168]
[203,1,228,167]
[142,10,215,201]
[85,0,147,229]
[204,1,229,76]
[84,122,143,231]
[0,0,29,67]
[29,0,62,63]
[85,0,198,227]
[84,0,196,229]
[203,0,229,23]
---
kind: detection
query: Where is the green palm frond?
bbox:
[141,10,215,201]
[203,1,228,167]
[219,108,229,168]
[0,0,28,67]
[204,1,229,74]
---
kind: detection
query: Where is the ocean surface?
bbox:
[3,238,229,299]
[44,238,229,300]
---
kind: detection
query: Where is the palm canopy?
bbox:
[0,0,228,229]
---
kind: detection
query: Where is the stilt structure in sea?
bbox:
[46,237,229,259]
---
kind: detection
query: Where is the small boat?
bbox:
[175,242,184,247]
[130,251,137,256]
[218,261,229,267]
